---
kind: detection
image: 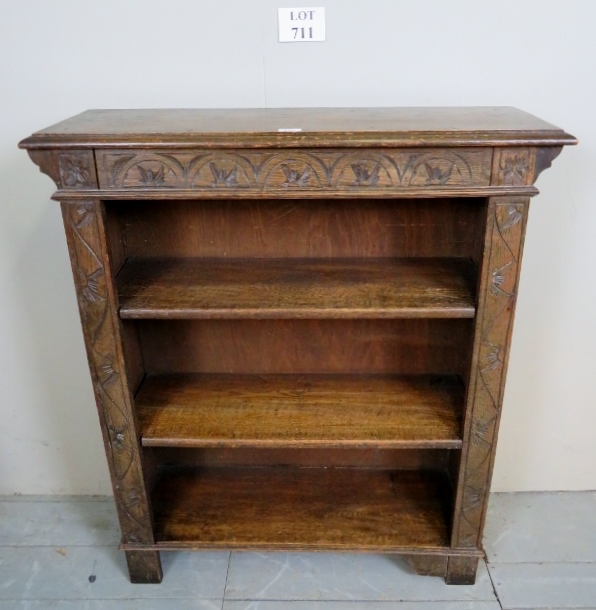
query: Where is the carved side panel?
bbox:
[451,196,529,549]
[61,200,153,545]
[96,148,492,192]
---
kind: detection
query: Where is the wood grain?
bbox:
[446,556,479,585]
[403,555,448,577]
[117,257,477,320]
[149,447,452,470]
[151,467,452,551]
[19,107,576,149]
[136,374,464,449]
[52,185,540,200]
[137,318,472,376]
[117,198,484,260]
[125,551,163,584]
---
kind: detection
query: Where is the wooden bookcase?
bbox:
[20,108,575,585]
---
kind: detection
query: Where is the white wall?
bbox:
[1,0,594,494]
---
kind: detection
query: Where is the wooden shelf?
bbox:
[150,466,451,551]
[117,257,477,319]
[136,374,464,449]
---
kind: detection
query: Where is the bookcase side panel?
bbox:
[450,195,530,549]
[60,199,157,549]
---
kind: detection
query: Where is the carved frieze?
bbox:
[96,148,492,192]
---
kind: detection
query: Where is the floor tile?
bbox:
[0,495,111,503]
[225,553,496,602]
[0,546,229,600]
[489,562,596,609]
[485,491,596,563]
[0,499,119,546]
[224,602,502,610]
[0,602,221,609]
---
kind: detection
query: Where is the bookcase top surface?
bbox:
[20,107,576,149]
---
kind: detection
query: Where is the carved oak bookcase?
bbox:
[20,108,575,585]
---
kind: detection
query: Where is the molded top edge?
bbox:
[19,107,578,149]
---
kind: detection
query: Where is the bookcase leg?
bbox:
[445,556,478,585]
[126,551,163,584]
[402,554,447,577]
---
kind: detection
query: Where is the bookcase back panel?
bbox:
[136,319,471,376]
[114,198,485,259]
[149,447,452,471]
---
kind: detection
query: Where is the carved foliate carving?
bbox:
[97,148,492,191]
[137,165,166,187]
[350,162,381,186]
[499,154,529,185]
[492,148,536,187]
[424,162,453,186]
[27,150,98,190]
[281,163,310,187]
[59,154,91,187]
[61,201,153,545]
[209,162,239,187]
[452,197,529,548]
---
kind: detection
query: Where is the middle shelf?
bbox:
[116,257,477,319]
[136,373,464,449]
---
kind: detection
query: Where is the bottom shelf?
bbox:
[151,467,452,552]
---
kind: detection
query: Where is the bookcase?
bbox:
[20,107,575,585]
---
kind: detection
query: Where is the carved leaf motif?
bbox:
[75,203,94,228]
[464,486,483,510]
[98,354,119,386]
[351,163,380,186]
[472,413,497,446]
[108,424,127,451]
[501,205,523,231]
[483,343,503,372]
[490,262,513,297]
[424,162,453,185]
[461,531,477,546]
[109,155,136,186]
[209,162,238,187]
[500,154,529,185]
[281,164,310,187]
[82,268,105,303]
[137,165,165,187]
[101,149,489,191]
[60,156,90,187]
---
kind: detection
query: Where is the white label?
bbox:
[278,7,325,42]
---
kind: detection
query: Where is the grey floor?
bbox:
[1,492,595,609]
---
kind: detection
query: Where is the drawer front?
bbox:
[96,148,492,192]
